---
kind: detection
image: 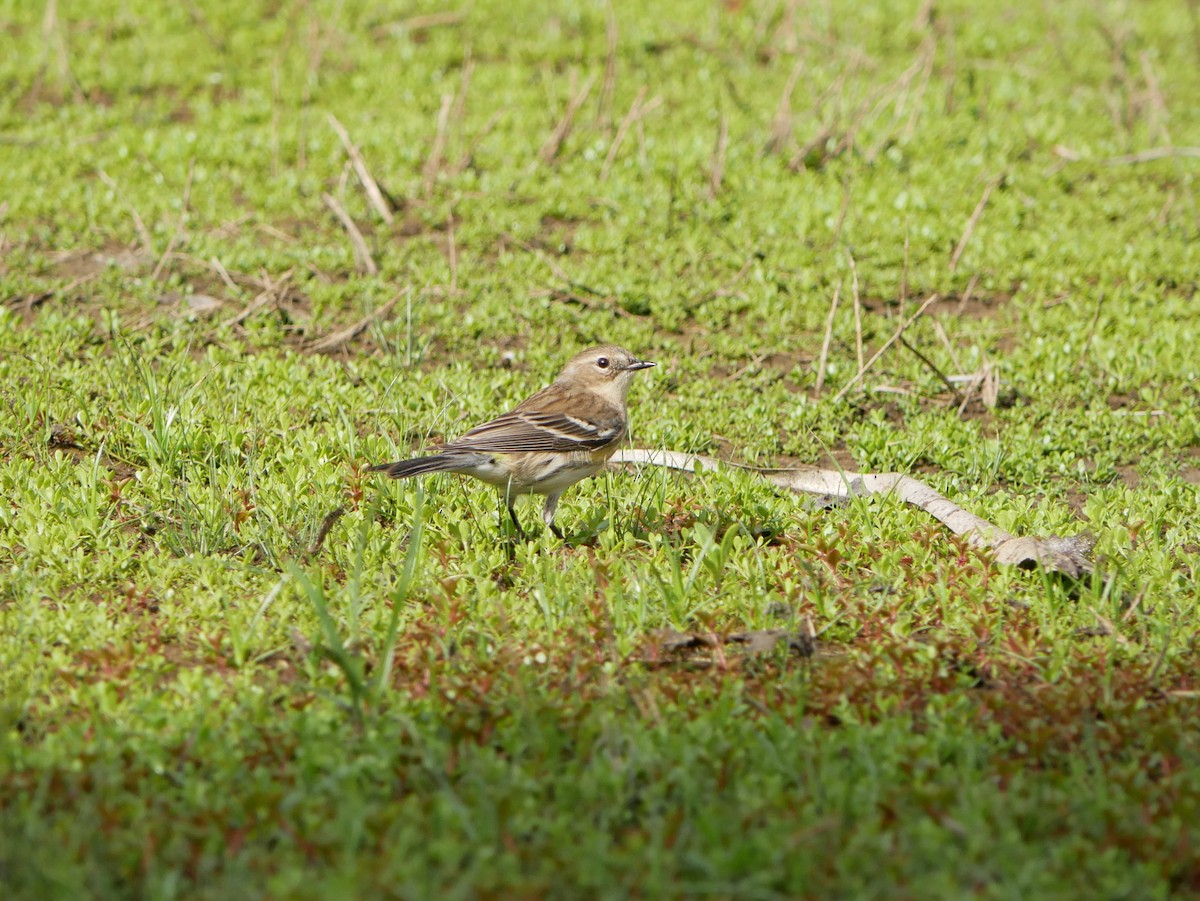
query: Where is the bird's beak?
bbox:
[627,359,656,371]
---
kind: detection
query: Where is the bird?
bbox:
[370,344,655,539]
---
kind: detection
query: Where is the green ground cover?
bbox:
[2,0,1199,896]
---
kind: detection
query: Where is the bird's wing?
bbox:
[445,409,625,453]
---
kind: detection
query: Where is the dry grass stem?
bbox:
[764,59,805,155]
[208,256,241,296]
[423,94,454,197]
[296,17,329,172]
[38,0,85,103]
[834,292,941,402]
[540,73,598,164]
[224,270,293,328]
[814,284,841,394]
[708,114,729,198]
[1102,146,1200,164]
[182,0,225,52]
[395,11,464,34]
[598,3,618,128]
[930,319,964,375]
[322,192,378,275]
[447,209,458,294]
[151,160,196,281]
[949,173,1002,272]
[848,252,864,378]
[451,109,503,175]
[829,176,853,243]
[898,334,961,402]
[601,87,650,180]
[327,114,395,224]
[600,87,645,179]
[451,53,474,124]
[955,271,980,312]
[307,290,403,353]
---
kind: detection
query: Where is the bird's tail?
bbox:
[369,454,464,479]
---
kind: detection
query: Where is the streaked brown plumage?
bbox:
[371,345,655,538]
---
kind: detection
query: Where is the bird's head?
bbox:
[557,344,656,402]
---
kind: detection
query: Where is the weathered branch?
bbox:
[612,449,1094,577]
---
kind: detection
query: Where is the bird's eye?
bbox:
[596,357,610,369]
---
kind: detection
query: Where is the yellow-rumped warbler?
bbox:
[370,345,655,538]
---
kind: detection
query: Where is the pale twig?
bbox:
[39,0,85,103]
[1138,51,1170,145]
[1108,51,1200,228]
[1100,146,1200,164]
[539,73,598,164]
[898,334,961,402]
[814,284,841,394]
[771,0,798,54]
[270,52,282,176]
[510,235,633,317]
[786,75,846,171]
[256,222,299,244]
[763,59,805,155]
[307,290,403,353]
[834,293,941,402]
[322,192,378,275]
[327,114,394,224]
[708,114,729,199]
[864,36,936,158]
[914,0,936,30]
[336,160,351,197]
[901,40,936,143]
[598,3,618,128]
[601,87,647,180]
[954,367,981,417]
[1147,608,1181,684]
[979,362,1000,409]
[446,208,458,294]
[788,125,833,172]
[151,160,195,281]
[848,252,864,378]
[636,115,648,170]
[949,173,1002,272]
[955,271,980,312]
[296,16,329,172]
[930,318,964,374]
[225,270,293,327]
[727,351,770,381]
[450,109,502,175]
[183,0,225,51]
[834,53,930,162]
[1121,586,1148,623]
[830,174,852,243]
[387,11,464,35]
[450,52,473,124]
[208,256,240,296]
[423,94,454,196]
[601,87,645,179]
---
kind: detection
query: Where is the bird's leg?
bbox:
[542,493,565,541]
[496,482,527,542]
[506,500,527,542]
